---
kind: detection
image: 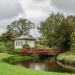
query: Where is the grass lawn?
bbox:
[0,53,74,75]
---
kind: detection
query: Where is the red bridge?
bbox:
[21,48,63,56]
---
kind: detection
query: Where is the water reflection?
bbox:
[21,60,75,73]
[30,63,45,70]
[22,61,62,71]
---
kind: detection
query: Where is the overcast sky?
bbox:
[0,0,75,37]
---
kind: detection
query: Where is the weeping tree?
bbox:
[38,13,74,51]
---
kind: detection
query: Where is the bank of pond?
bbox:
[2,53,75,73]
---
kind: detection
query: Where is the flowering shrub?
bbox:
[57,52,75,66]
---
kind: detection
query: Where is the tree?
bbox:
[0,42,6,53]
[38,13,64,47]
[2,32,14,42]
[38,13,74,51]
[5,41,14,53]
[7,18,35,37]
[55,19,73,51]
[65,16,75,51]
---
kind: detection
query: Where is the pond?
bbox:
[21,61,73,73]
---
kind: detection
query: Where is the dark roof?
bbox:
[15,35,35,40]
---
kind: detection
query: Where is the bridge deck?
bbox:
[21,48,63,56]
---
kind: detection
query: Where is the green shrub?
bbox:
[2,55,36,65]
[57,52,75,66]
[0,42,6,53]
[23,44,30,48]
[2,54,45,65]
[5,41,14,53]
[9,49,22,55]
[3,56,21,64]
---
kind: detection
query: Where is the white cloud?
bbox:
[0,0,23,19]
[0,0,75,37]
[20,0,58,24]
[51,0,75,15]
[19,0,58,37]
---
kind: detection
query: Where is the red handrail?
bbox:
[21,48,63,55]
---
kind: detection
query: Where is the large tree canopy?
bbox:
[38,13,75,51]
[7,18,35,37]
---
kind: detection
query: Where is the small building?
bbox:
[14,35,35,49]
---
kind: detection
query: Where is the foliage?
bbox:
[3,55,24,65]
[55,19,73,51]
[5,41,14,53]
[13,49,22,54]
[35,37,48,48]
[23,44,30,48]
[38,13,74,51]
[0,42,6,53]
[7,18,35,37]
[71,32,75,50]
[57,52,75,66]
[2,54,40,65]
[0,41,16,54]
[2,31,14,43]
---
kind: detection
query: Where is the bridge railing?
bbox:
[21,48,63,55]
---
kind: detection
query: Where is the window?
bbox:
[21,41,23,46]
[18,41,20,46]
[16,41,20,46]
[16,41,17,46]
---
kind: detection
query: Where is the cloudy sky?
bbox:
[0,0,75,37]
